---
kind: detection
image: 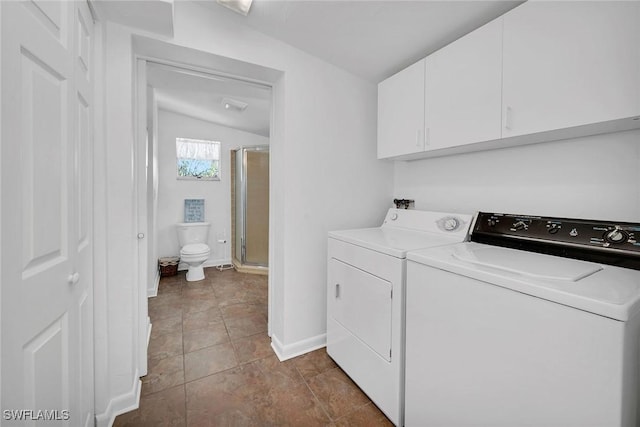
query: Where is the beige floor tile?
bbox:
[232,332,274,364]
[220,302,266,320]
[151,314,183,337]
[181,297,217,315]
[142,354,185,396]
[149,292,182,308]
[181,287,215,300]
[183,323,229,353]
[157,280,183,295]
[148,331,183,362]
[306,367,370,420]
[293,348,338,380]
[254,381,332,426]
[184,342,238,382]
[113,385,186,427]
[182,307,224,332]
[224,313,267,340]
[252,354,304,390]
[185,364,266,426]
[149,295,183,321]
[334,402,394,427]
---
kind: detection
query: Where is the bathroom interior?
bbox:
[147,61,272,285]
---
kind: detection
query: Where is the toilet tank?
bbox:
[176,222,210,247]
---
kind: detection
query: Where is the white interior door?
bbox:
[1,1,94,426]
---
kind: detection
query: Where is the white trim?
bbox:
[94,372,142,427]
[271,333,327,362]
[137,56,273,90]
[147,270,160,298]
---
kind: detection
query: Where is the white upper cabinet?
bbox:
[377,1,640,160]
[502,1,640,138]
[377,59,426,159]
[425,18,503,150]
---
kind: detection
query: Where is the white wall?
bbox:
[94,21,142,426]
[394,129,640,222]
[167,2,394,357]
[156,109,268,268]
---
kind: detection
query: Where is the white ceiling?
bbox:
[147,63,272,137]
[201,0,524,83]
[91,0,175,37]
[138,0,524,138]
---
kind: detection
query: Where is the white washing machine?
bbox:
[327,208,473,426]
[405,212,640,427]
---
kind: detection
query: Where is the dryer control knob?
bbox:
[512,221,527,231]
[443,217,460,231]
[604,228,629,244]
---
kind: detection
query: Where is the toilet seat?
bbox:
[181,243,210,256]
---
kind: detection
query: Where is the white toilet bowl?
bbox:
[180,243,210,281]
[176,221,211,282]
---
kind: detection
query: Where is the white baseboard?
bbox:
[271,333,327,361]
[147,271,160,298]
[94,372,142,427]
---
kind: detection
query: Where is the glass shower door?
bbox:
[244,149,269,265]
[240,147,269,267]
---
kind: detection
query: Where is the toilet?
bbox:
[176,222,211,281]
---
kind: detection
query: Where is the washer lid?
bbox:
[408,242,640,321]
[181,243,210,255]
[329,227,465,259]
[452,246,603,282]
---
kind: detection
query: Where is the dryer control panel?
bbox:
[472,212,640,270]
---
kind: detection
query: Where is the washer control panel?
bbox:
[472,212,640,269]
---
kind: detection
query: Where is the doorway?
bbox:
[141,59,272,288]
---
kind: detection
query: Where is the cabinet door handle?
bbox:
[504,106,513,130]
[425,127,430,147]
[416,129,422,148]
[335,283,340,298]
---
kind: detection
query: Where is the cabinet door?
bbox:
[425,18,503,150]
[502,1,640,138]
[377,59,426,159]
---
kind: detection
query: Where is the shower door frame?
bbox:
[237,145,270,268]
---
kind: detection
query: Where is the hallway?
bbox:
[114,269,392,426]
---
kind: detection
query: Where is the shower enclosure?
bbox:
[232,146,269,272]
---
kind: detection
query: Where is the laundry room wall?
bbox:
[393,129,640,222]
[156,109,268,268]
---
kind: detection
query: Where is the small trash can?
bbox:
[158,256,180,277]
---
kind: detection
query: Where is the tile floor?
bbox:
[114,268,393,426]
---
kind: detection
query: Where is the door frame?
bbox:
[132,53,276,338]
[133,58,149,377]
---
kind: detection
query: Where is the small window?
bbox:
[176,138,220,180]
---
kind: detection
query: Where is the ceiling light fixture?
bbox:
[216,0,253,16]
[222,97,249,112]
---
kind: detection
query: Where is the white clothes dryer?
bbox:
[405,212,640,427]
[327,208,473,426]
